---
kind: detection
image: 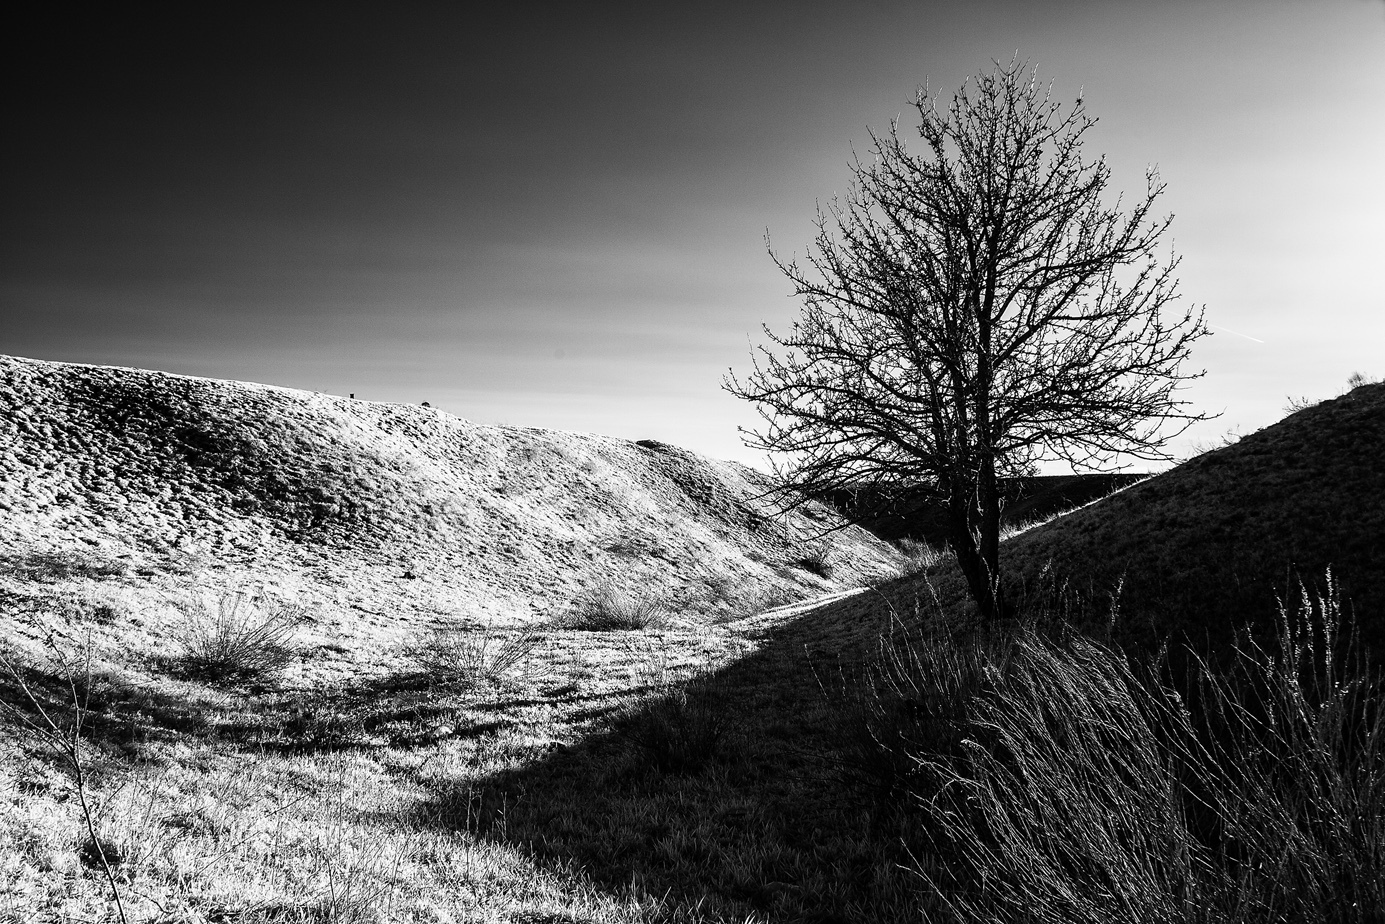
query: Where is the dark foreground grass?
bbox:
[851,577,1384,923]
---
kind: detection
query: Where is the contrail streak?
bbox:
[1208,323,1265,344]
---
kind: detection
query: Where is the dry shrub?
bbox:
[171,587,305,685]
[795,545,834,579]
[404,626,542,691]
[0,625,130,922]
[556,580,666,631]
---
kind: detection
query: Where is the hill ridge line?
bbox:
[1,353,902,673]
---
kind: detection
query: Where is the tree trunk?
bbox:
[975,453,1006,620]
[944,475,1002,624]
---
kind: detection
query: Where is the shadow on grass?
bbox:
[13,562,1379,921]
[408,578,942,923]
[404,564,1385,923]
[0,575,959,920]
[0,655,533,763]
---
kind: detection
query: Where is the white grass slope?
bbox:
[0,353,901,678]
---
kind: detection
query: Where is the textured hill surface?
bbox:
[0,354,901,674]
[1,353,1379,921]
[983,382,1385,653]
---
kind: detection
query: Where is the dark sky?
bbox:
[4,2,1383,467]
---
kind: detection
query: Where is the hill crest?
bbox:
[0,354,901,670]
[986,381,1385,652]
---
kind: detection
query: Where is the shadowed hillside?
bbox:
[450,386,1385,921]
[825,472,1147,544]
[919,382,1385,655]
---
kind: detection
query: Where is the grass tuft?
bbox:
[795,545,834,579]
[614,674,738,775]
[403,626,543,691]
[555,580,666,631]
[894,537,950,575]
[170,587,305,685]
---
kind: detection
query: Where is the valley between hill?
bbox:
[1,354,1381,922]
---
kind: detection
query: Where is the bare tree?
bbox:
[726,59,1211,623]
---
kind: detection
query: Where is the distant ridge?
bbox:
[825,472,1147,545]
[6,352,1379,662]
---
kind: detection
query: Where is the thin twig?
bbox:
[0,630,129,924]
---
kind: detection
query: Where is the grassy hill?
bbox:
[1,354,1381,922]
[0,354,899,669]
[990,381,1385,655]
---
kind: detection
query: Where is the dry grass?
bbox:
[402,625,544,691]
[169,587,306,685]
[610,655,741,776]
[3,564,1381,922]
[0,550,129,584]
[555,580,668,631]
[794,545,834,579]
[893,537,951,575]
[0,575,924,922]
[988,383,1385,657]
[0,623,130,923]
[10,357,1379,920]
[847,577,1384,923]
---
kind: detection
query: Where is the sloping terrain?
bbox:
[826,472,1146,544]
[0,355,911,921]
[0,354,900,675]
[423,383,1385,923]
[2,353,1380,923]
[976,382,1385,654]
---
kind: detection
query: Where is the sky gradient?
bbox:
[4,2,1383,470]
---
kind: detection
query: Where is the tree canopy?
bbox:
[727,59,1211,622]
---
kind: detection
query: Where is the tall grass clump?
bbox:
[556,579,666,631]
[614,673,739,775]
[853,576,1384,923]
[796,544,835,579]
[171,587,305,684]
[1169,579,1385,919]
[404,626,542,691]
[894,537,950,575]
